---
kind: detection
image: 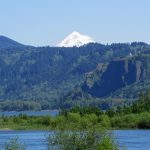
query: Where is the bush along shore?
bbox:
[2,127,120,150]
[1,90,150,130]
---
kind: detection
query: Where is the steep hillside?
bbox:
[0,40,149,110]
[62,53,150,109]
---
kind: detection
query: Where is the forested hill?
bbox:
[0,36,26,49]
[82,55,148,98]
[0,37,149,110]
[62,53,150,109]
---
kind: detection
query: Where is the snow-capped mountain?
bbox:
[57,31,95,47]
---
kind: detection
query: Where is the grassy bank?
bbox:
[0,110,150,130]
[1,90,150,130]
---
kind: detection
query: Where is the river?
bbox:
[0,110,59,117]
[0,130,150,150]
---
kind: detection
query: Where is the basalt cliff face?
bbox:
[82,58,144,98]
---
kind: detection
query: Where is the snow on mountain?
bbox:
[57,31,95,47]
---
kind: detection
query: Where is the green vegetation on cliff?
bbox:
[62,53,150,109]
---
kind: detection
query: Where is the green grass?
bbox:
[111,112,150,129]
[1,111,150,131]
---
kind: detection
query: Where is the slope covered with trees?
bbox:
[61,51,150,109]
[0,36,25,49]
[0,38,150,110]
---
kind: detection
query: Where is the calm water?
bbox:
[0,130,150,150]
[0,110,59,117]
[0,130,48,150]
[114,130,150,150]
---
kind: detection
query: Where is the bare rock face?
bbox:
[82,58,144,98]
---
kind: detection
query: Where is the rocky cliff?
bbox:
[82,57,144,98]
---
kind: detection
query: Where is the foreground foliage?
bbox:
[48,128,119,150]
[1,128,120,150]
[4,138,25,150]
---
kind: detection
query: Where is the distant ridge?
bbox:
[0,36,25,49]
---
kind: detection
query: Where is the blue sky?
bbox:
[0,0,150,46]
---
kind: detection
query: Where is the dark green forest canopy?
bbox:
[0,41,150,110]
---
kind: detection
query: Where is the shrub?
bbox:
[4,138,25,150]
[3,117,9,123]
[80,114,98,129]
[99,115,111,128]
[18,114,28,120]
[98,136,119,150]
[54,116,66,129]
[13,117,20,123]
[47,128,120,150]
[67,112,81,123]
[37,116,52,126]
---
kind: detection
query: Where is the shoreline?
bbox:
[0,127,150,131]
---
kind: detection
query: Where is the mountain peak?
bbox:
[71,31,81,35]
[57,31,95,47]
